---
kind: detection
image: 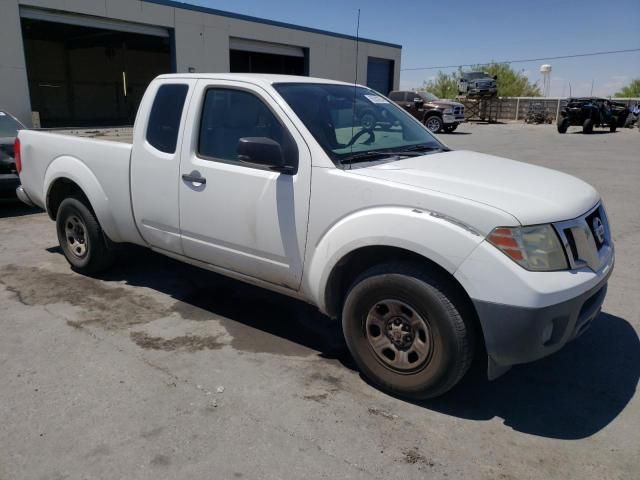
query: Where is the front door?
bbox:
[178,80,311,290]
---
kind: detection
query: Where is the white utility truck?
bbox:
[16,74,614,398]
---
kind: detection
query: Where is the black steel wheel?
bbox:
[342,263,475,399]
[56,197,116,274]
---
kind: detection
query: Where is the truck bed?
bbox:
[18,129,140,244]
[45,127,134,144]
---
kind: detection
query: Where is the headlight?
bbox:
[443,109,453,114]
[487,225,568,271]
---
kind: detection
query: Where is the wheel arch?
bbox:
[322,244,485,356]
[44,157,122,242]
[422,109,443,122]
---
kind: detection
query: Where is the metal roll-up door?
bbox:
[19,6,169,38]
[229,38,307,75]
[367,57,395,95]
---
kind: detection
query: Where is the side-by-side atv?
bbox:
[557,97,629,134]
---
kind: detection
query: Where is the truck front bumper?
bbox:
[474,271,610,379]
[468,87,497,96]
[454,236,614,379]
[443,114,465,125]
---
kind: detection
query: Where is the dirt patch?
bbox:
[150,454,171,467]
[0,264,169,330]
[368,407,398,420]
[0,264,331,359]
[402,449,435,467]
[303,393,329,402]
[130,331,224,352]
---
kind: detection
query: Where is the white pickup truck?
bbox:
[16,74,614,398]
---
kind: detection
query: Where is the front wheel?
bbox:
[443,124,458,133]
[557,117,569,133]
[583,118,594,134]
[342,263,475,399]
[424,115,443,133]
[56,197,116,274]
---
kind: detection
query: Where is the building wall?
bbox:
[0,0,401,125]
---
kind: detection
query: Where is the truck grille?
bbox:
[553,204,612,271]
[453,106,464,115]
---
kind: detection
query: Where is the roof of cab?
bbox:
[155,73,357,87]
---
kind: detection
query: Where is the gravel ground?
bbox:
[0,123,638,479]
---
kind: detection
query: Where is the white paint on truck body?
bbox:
[17,73,610,322]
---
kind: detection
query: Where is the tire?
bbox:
[557,118,569,134]
[583,118,594,134]
[443,124,458,133]
[341,262,475,399]
[424,115,443,133]
[56,197,116,274]
[609,123,617,133]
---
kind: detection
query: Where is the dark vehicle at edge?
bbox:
[0,110,26,198]
[557,97,630,134]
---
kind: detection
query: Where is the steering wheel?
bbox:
[345,127,375,148]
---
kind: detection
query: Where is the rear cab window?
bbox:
[146,84,189,154]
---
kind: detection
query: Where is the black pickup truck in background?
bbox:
[0,110,25,199]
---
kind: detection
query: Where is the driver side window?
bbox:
[198,88,286,163]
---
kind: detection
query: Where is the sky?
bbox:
[182,0,639,97]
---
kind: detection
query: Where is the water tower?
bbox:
[540,64,552,97]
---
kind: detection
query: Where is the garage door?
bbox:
[366,57,394,95]
[229,38,307,76]
[20,8,172,127]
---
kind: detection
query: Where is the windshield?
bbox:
[464,72,489,80]
[274,83,445,165]
[418,91,439,101]
[0,112,24,137]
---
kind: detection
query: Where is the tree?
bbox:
[473,63,542,97]
[614,79,640,98]
[421,71,458,99]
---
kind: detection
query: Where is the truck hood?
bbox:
[427,100,463,109]
[352,150,599,225]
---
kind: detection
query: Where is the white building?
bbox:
[1,0,401,127]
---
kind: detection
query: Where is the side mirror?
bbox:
[237,137,291,173]
[413,98,424,108]
[493,75,498,80]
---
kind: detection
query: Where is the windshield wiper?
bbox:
[340,150,426,164]
[400,144,450,153]
[340,145,447,164]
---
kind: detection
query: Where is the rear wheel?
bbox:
[56,197,116,274]
[424,115,443,133]
[583,118,594,134]
[557,117,569,133]
[341,263,475,399]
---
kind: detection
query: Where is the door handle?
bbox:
[182,173,206,184]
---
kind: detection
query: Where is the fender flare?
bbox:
[44,156,123,242]
[302,206,484,314]
[422,110,443,123]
